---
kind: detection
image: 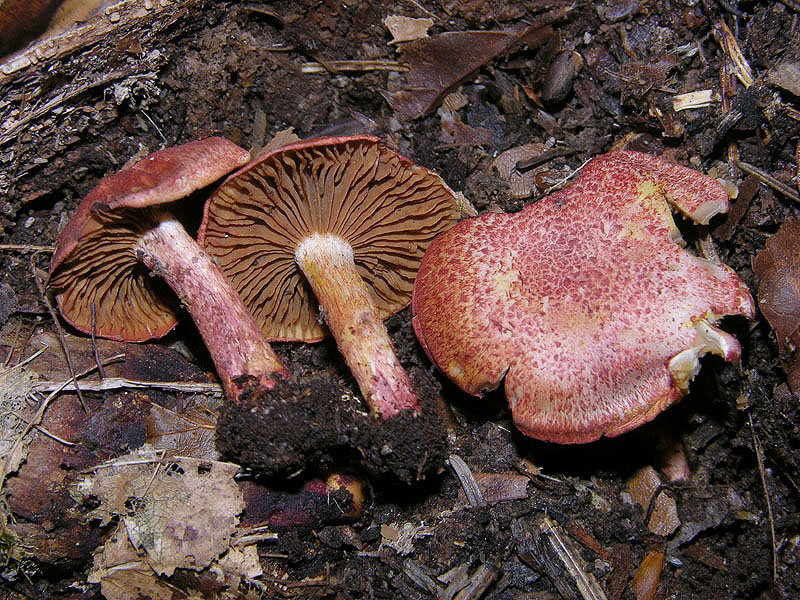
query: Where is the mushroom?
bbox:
[48,138,289,397]
[411,150,755,443]
[198,135,467,421]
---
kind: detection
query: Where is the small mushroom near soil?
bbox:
[240,473,365,531]
[200,135,467,480]
[48,138,289,398]
[412,150,755,443]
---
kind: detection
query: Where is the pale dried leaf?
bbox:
[75,448,244,576]
[214,545,263,586]
[146,403,217,460]
[384,15,433,44]
[88,527,174,600]
[89,522,262,599]
[260,127,301,155]
[0,363,37,478]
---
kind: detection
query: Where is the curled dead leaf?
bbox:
[752,217,800,353]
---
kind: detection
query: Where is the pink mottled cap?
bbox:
[48,137,251,342]
[412,150,755,443]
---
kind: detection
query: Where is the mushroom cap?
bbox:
[412,150,755,443]
[198,135,466,342]
[48,137,251,342]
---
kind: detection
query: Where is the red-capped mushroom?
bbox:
[198,135,467,421]
[48,138,289,397]
[412,150,755,443]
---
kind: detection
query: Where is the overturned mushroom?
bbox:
[199,135,467,420]
[48,138,289,397]
[412,150,754,443]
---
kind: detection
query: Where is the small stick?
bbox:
[90,302,105,379]
[736,160,800,203]
[749,412,778,584]
[0,244,54,253]
[33,377,223,394]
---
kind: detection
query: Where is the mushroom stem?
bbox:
[138,213,289,395]
[295,233,419,419]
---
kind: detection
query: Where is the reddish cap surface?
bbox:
[48,137,251,341]
[412,150,755,443]
[199,135,468,342]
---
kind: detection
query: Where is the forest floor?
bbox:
[0,1,799,599]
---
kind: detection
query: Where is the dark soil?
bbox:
[1,1,799,598]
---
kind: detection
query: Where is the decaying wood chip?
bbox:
[513,516,608,600]
[630,543,665,600]
[672,89,717,111]
[448,454,486,508]
[625,466,681,536]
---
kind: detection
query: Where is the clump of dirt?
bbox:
[219,368,447,484]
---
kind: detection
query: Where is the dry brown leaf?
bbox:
[438,104,494,147]
[387,30,521,122]
[752,217,800,353]
[386,8,569,121]
[89,522,262,600]
[146,403,217,460]
[461,472,529,505]
[75,448,244,576]
[384,15,432,44]
[259,127,301,156]
[88,528,173,600]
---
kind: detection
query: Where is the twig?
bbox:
[748,412,778,584]
[736,160,800,203]
[140,448,166,499]
[301,60,408,74]
[33,377,223,394]
[0,244,55,253]
[9,401,76,446]
[401,0,438,19]
[453,561,500,600]
[139,110,167,145]
[545,158,591,195]
[90,303,105,379]
[539,515,609,600]
[3,321,23,367]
